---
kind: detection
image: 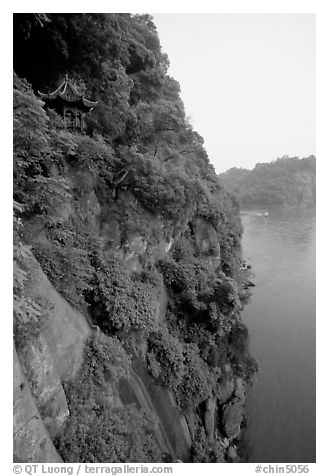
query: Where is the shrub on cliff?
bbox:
[175,343,218,409]
[86,254,161,334]
[228,322,259,380]
[158,252,241,339]
[58,403,161,463]
[190,424,225,462]
[33,224,95,309]
[146,326,185,388]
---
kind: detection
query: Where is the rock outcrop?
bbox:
[204,397,216,442]
[24,257,91,382]
[13,347,62,463]
[222,397,244,440]
[218,380,235,405]
[191,217,220,258]
[14,257,91,462]
[16,334,69,438]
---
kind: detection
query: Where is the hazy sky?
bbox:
[152,14,315,173]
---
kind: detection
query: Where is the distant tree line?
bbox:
[219,155,316,207]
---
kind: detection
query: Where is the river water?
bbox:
[241,207,316,463]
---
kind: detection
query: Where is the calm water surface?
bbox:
[241,207,316,463]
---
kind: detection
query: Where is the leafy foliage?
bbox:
[158,252,241,337]
[190,425,225,462]
[227,322,259,380]
[33,223,95,308]
[146,326,185,388]
[175,344,218,409]
[85,254,161,334]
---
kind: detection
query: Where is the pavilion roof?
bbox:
[38,75,98,109]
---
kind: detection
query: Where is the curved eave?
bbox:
[38,91,98,110]
[38,91,58,101]
[38,94,98,111]
[38,78,67,100]
[82,98,98,108]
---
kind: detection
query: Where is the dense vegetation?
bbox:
[13,13,256,462]
[219,156,316,207]
[57,331,162,462]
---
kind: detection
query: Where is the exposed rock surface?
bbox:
[16,335,69,438]
[14,257,91,461]
[182,407,196,441]
[218,379,235,404]
[13,347,62,462]
[191,217,220,258]
[25,257,91,381]
[204,397,216,442]
[234,377,246,402]
[222,397,244,440]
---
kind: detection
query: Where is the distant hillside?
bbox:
[219,156,316,207]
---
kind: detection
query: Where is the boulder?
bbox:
[227,445,240,463]
[13,347,62,462]
[218,379,234,404]
[222,398,244,440]
[204,397,216,442]
[234,377,246,402]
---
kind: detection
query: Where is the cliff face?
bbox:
[14,243,251,463]
[13,13,257,463]
[14,256,91,461]
[13,347,62,463]
[219,156,316,208]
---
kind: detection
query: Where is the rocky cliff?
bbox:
[13,13,257,463]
